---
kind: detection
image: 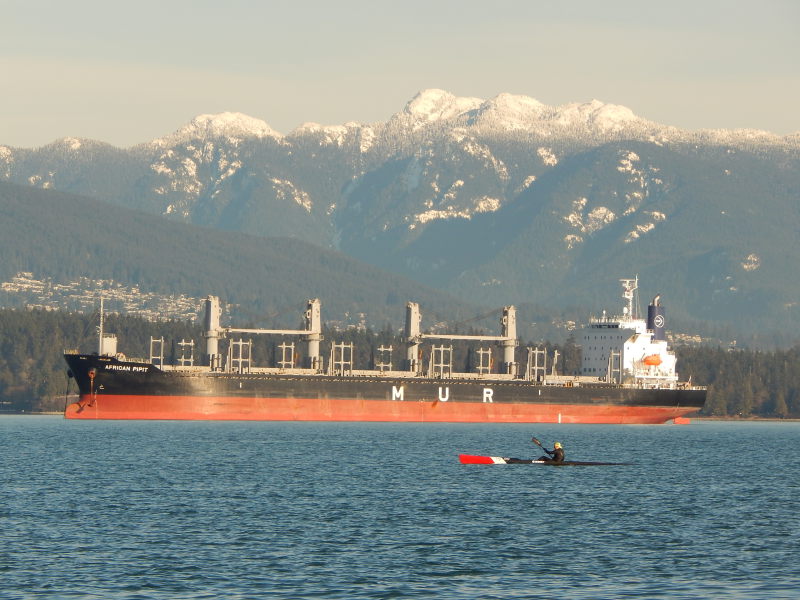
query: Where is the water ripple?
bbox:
[2,417,799,599]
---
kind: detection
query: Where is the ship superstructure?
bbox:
[580,277,679,389]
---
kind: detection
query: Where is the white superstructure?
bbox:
[580,277,679,388]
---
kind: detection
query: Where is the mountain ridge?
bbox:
[3,89,798,152]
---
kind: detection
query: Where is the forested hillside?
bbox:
[2,308,798,418]
[0,180,480,327]
[678,346,800,418]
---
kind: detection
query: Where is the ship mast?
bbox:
[98,296,104,355]
[619,276,639,320]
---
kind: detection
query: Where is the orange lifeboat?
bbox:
[643,354,662,366]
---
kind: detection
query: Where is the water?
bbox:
[2,417,799,599]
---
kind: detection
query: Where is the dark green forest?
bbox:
[2,308,799,418]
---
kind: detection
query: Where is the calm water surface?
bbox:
[2,417,799,599]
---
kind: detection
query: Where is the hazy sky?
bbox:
[2,0,798,148]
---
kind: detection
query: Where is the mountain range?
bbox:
[2,89,799,343]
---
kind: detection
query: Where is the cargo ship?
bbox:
[64,277,705,423]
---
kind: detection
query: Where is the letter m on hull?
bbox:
[392,386,404,401]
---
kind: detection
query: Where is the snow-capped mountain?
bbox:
[150,112,282,147]
[2,89,799,336]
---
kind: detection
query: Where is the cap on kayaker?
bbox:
[554,442,562,449]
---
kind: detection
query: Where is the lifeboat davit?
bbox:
[643,354,662,366]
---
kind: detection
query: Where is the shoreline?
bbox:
[691,416,800,422]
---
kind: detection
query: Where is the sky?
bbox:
[1,0,798,148]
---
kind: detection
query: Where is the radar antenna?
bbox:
[619,276,639,320]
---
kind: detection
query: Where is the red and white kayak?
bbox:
[458,454,630,466]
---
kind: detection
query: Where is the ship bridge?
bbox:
[580,277,679,388]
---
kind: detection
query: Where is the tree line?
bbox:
[1,307,798,418]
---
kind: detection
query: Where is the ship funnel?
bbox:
[647,296,666,341]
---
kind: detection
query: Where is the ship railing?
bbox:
[425,371,517,381]
[541,375,580,387]
[166,365,528,379]
[119,356,152,364]
[588,315,628,325]
[240,366,317,375]
[161,364,210,373]
[620,378,701,390]
[630,374,679,389]
[537,375,670,388]
[539,375,626,387]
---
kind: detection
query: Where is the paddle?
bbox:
[531,436,551,458]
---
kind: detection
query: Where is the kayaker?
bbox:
[538,441,565,463]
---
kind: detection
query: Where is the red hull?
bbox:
[65,394,696,424]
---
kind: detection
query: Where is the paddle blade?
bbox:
[532,437,543,447]
[459,454,498,464]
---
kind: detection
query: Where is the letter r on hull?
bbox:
[483,388,494,403]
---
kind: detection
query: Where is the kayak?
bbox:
[459,453,630,466]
